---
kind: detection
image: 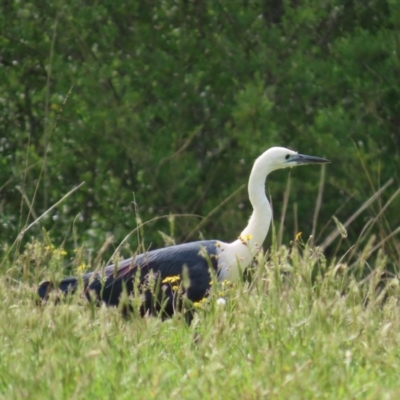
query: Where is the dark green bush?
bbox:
[1,0,399,263]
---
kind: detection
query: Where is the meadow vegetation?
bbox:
[1,238,400,399]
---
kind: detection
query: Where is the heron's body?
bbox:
[38,147,329,316]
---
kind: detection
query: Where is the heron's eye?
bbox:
[285,154,290,160]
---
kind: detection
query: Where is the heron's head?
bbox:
[260,146,330,172]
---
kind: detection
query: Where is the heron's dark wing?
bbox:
[84,257,141,306]
[86,241,219,310]
[39,240,219,318]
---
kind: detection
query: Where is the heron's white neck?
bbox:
[239,157,272,249]
[220,153,274,280]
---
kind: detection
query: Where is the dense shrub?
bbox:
[1,0,399,262]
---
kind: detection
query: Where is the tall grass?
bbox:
[1,239,400,399]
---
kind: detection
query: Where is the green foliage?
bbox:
[1,0,400,260]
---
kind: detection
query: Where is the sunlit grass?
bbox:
[1,240,400,399]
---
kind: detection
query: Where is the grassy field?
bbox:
[1,239,400,400]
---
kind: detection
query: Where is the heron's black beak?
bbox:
[289,153,330,165]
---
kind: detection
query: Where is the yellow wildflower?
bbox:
[239,234,253,244]
[162,275,181,284]
[77,263,87,273]
[295,232,302,242]
[44,245,67,257]
[193,298,207,308]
